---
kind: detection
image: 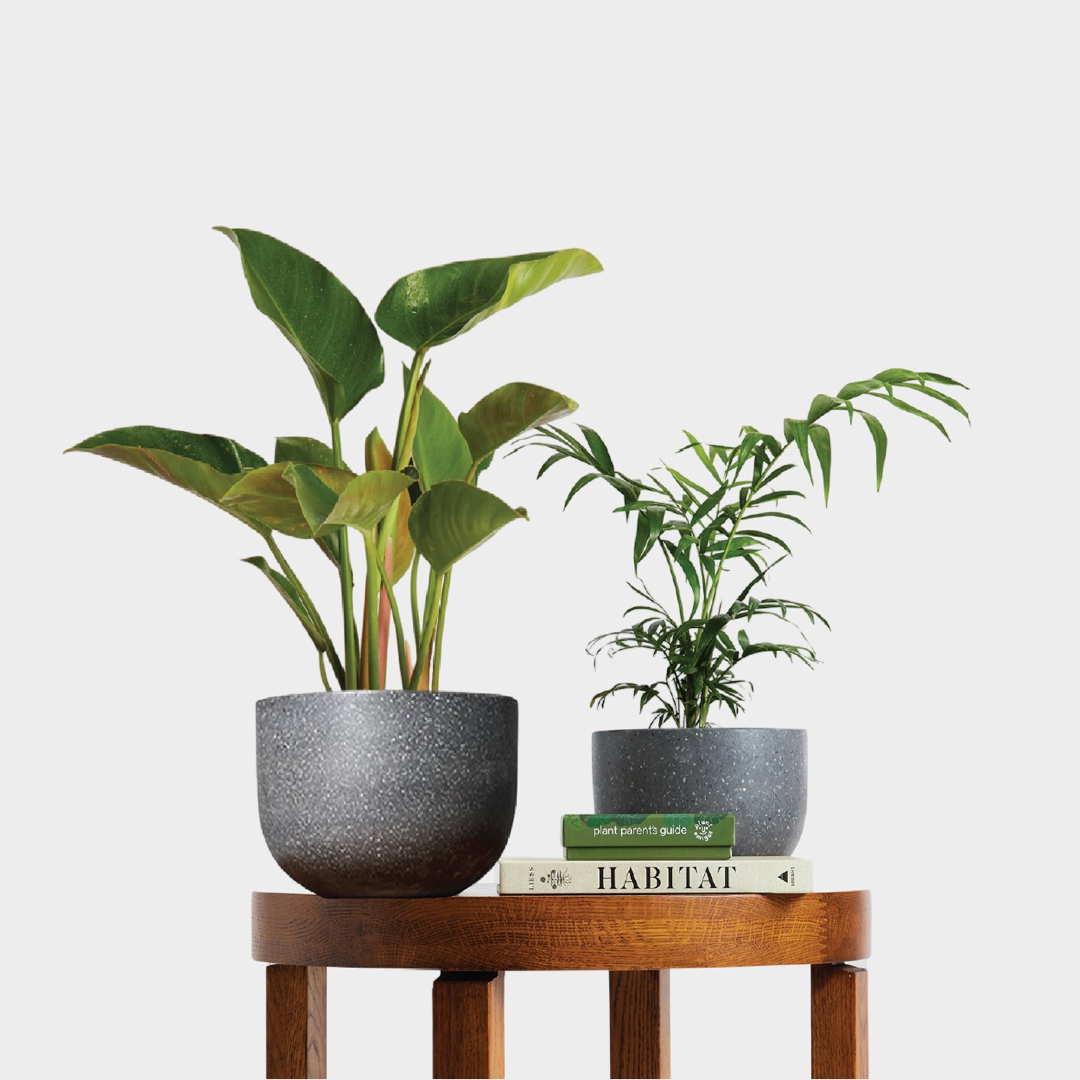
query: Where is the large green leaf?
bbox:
[324,471,413,537]
[408,481,527,573]
[458,382,577,464]
[408,374,472,485]
[68,425,269,531]
[274,436,337,467]
[282,464,341,538]
[375,248,602,351]
[216,227,384,421]
[222,462,354,537]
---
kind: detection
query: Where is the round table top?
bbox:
[252,887,870,971]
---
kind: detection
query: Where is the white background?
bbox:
[5,2,1078,1076]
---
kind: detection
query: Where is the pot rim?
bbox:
[257,689,518,709]
[592,726,806,736]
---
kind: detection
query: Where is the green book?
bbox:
[562,813,735,848]
[566,845,732,861]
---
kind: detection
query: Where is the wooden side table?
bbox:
[253,887,870,1079]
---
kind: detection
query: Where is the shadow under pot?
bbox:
[592,727,807,856]
[257,690,518,898]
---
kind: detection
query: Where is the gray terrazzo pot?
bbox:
[592,727,807,855]
[257,691,517,898]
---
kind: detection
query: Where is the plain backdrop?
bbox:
[5,2,1078,1077]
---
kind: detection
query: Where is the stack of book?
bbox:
[498,812,811,894]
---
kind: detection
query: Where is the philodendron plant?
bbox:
[70,229,602,691]
[528,370,969,727]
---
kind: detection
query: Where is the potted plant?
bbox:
[68,228,602,896]
[527,370,969,854]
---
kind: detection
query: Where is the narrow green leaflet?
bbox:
[458,383,577,465]
[410,376,472,485]
[241,555,328,651]
[222,462,355,537]
[68,425,269,532]
[323,471,413,537]
[216,228,384,422]
[858,410,888,489]
[920,372,968,387]
[682,430,721,482]
[807,394,842,423]
[408,481,527,574]
[873,367,923,384]
[580,426,615,476]
[664,540,701,614]
[564,472,601,507]
[808,424,832,504]
[634,507,664,566]
[902,382,971,422]
[274,436,337,467]
[783,417,813,480]
[837,378,885,401]
[867,391,950,439]
[375,249,602,351]
[738,529,793,555]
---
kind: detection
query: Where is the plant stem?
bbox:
[364,536,380,690]
[660,543,685,622]
[410,554,421,647]
[366,533,410,687]
[266,533,345,688]
[331,418,359,690]
[409,571,443,690]
[431,569,452,690]
[393,349,428,470]
[318,652,331,692]
[422,563,439,639]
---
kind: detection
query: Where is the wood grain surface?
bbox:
[252,890,870,971]
[609,970,670,1079]
[432,971,504,1079]
[811,963,869,1079]
[265,964,326,1079]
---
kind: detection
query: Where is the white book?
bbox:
[498,856,812,895]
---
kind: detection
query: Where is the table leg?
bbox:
[811,963,868,1079]
[266,964,326,1079]
[608,970,671,1080]
[432,971,505,1079]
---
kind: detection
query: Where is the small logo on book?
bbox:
[540,869,573,890]
[694,818,714,842]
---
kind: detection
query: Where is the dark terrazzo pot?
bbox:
[257,691,517,898]
[592,727,807,856]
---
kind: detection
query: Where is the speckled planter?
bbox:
[257,691,517,898]
[592,728,807,855]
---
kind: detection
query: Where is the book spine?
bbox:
[565,845,732,861]
[562,813,735,848]
[499,857,811,894]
